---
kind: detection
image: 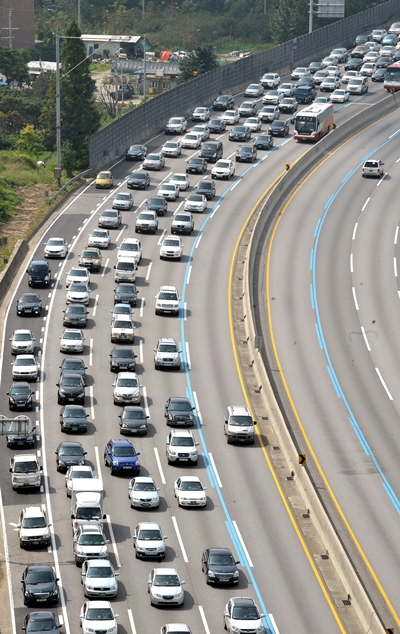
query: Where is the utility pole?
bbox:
[143,35,147,97]
[0,9,17,51]
[78,0,81,27]
[55,29,62,187]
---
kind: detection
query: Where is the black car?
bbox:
[16,293,42,316]
[195,179,216,200]
[235,145,257,163]
[229,126,251,142]
[186,157,207,174]
[201,547,240,585]
[208,118,226,133]
[146,196,167,216]
[164,396,195,426]
[344,57,363,71]
[55,441,86,472]
[59,404,88,433]
[119,405,149,435]
[21,565,59,606]
[56,373,85,405]
[62,303,88,327]
[296,76,315,87]
[27,260,51,287]
[7,382,33,411]
[308,61,323,74]
[22,612,61,634]
[199,140,223,162]
[213,94,235,110]
[254,134,274,150]
[110,346,137,372]
[372,68,386,82]
[125,144,147,161]
[269,119,290,137]
[114,283,138,306]
[127,170,150,189]
[59,358,87,385]
[376,56,392,68]
[354,34,369,46]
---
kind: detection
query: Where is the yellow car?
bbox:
[95,170,113,189]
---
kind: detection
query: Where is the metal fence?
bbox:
[89,0,400,171]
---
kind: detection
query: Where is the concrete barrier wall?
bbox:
[89,0,400,171]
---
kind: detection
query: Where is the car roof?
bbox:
[231,597,256,607]
[85,559,113,568]
[170,429,194,437]
[133,476,155,483]
[160,285,178,292]
[22,506,45,517]
[227,405,252,416]
[208,547,234,555]
[108,437,134,445]
[137,521,162,530]
[153,567,179,575]
[178,475,201,482]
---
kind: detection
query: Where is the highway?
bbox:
[0,75,391,634]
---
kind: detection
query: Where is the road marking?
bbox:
[154,448,166,485]
[361,197,370,211]
[361,326,371,352]
[58,615,64,626]
[208,453,222,487]
[89,338,93,366]
[116,227,125,242]
[95,446,102,477]
[160,171,172,184]
[231,180,240,190]
[176,200,184,212]
[48,293,52,298]
[36,391,39,399]
[193,391,203,425]
[349,253,353,273]
[142,386,149,413]
[232,520,253,567]
[90,386,95,419]
[210,204,219,218]
[352,286,359,310]
[183,302,187,320]
[352,222,358,240]
[394,257,398,278]
[172,516,188,562]
[102,258,109,277]
[187,265,192,284]
[0,490,16,634]
[127,609,137,634]
[268,614,281,633]
[106,515,121,567]
[195,234,202,248]
[139,340,143,363]
[395,226,399,245]
[198,606,211,634]
[157,228,167,245]
[93,294,99,316]
[146,262,152,281]
[185,341,191,369]
[375,367,393,400]
[137,200,146,211]
[140,298,144,317]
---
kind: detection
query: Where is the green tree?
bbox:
[16,125,46,157]
[270,0,309,44]
[178,45,219,83]
[0,47,31,86]
[40,21,100,170]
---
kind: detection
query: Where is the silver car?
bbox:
[135,210,158,234]
[73,524,109,565]
[133,522,167,559]
[98,209,122,228]
[161,140,182,157]
[154,338,181,370]
[143,153,165,170]
[66,282,90,305]
[44,237,68,258]
[113,371,141,405]
[12,355,39,381]
[81,559,118,598]
[10,329,35,355]
[112,192,133,210]
[171,211,194,235]
[148,567,185,606]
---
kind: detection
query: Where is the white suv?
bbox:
[160,235,183,260]
[155,286,180,316]
[224,405,257,444]
[18,506,51,548]
[166,429,199,464]
[117,238,142,264]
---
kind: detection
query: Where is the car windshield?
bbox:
[63,332,81,339]
[147,154,160,160]
[170,401,191,411]
[20,294,39,302]
[163,239,180,246]
[116,194,130,201]
[202,143,217,150]
[169,119,182,124]
[81,251,97,258]
[114,349,133,357]
[102,211,117,217]
[11,386,30,394]
[240,148,252,154]
[29,264,48,273]
[113,446,136,456]
[98,173,110,179]
[159,344,177,352]
[120,243,138,252]
[26,618,57,632]
[14,460,38,473]
[133,173,146,179]
[59,446,83,455]
[185,135,197,140]
[69,269,86,277]
[175,214,190,221]
[216,161,230,168]
[272,121,285,128]
[26,570,54,583]
[171,437,194,446]
[63,360,83,369]
[78,534,105,545]
[14,333,31,340]
[129,145,142,151]
[87,566,113,578]
[180,480,202,491]
[61,377,82,387]
[209,553,235,565]
[85,608,114,621]
[134,481,156,491]
[232,606,258,620]
[15,358,35,366]
[123,410,144,419]
[66,305,85,313]
[69,284,87,292]
[153,574,180,586]
[76,508,101,519]
[230,415,253,426]
[164,142,177,148]
[116,262,134,270]
[114,320,133,329]
[117,378,138,387]
[22,517,46,528]
[187,195,203,202]
[159,292,178,300]
[47,238,63,246]
[139,213,155,220]
[138,529,162,540]
[69,469,92,477]
[117,284,135,292]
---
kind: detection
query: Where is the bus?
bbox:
[293,103,334,141]
[384,62,400,91]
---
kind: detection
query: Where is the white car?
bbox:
[111,319,135,344]
[18,506,51,548]
[133,522,167,559]
[362,158,385,177]
[60,329,85,353]
[165,117,187,134]
[363,51,380,63]
[180,133,202,149]
[262,90,282,105]
[160,626,192,634]
[44,237,68,258]
[158,182,180,201]
[370,28,387,42]
[169,173,190,191]
[211,159,235,180]
[291,67,310,79]
[166,429,199,464]
[73,524,110,565]
[81,560,119,598]
[113,371,141,404]
[244,117,261,132]
[325,65,341,77]
[329,89,349,103]
[110,303,133,322]
[112,192,133,210]
[321,56,338,68]
[66,282,90,305]
[117,238,142,264]
[65,465,95,497]
[258,105,280,122]
[380,45,396,57]
[192,124,210,140]
[330,47,349,63]
[88,229,111,249]
[342,70,360,84]
[221,109,240,124]
[320,76,340,91]
[161,140,182,157]
[12,354,39,381]
[259,72,280,88]
[171,211,195,234]
[155,286,180,316]
[244,83,264,97]
[174,476,207,507]
[66,267,90,288]
[160,235,183,260]
[191,106,210,121]
[224,597,265,634]
[128,476,160,508]
[278,82,295,96]
[360,62,376,76]
[184,194,207,213]
[10,329,35,355]
[148,568,185,606]
[80,601,119,634]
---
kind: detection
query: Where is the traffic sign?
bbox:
[298,454,306,465]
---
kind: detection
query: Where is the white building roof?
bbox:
[81,35,142,44]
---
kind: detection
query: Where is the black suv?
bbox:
[196,179,216,200]
[110,346,137,372]
[27,260,51,287]
[186,157,207,174]
[146,196,167,216]
[236,145,257,163]
[213,94,235,111]
[200,141,223,163]
[164,397,195,426]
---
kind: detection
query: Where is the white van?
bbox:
[10,454,42,489]
[348,75,368,94]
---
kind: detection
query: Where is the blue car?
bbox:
[104,438,140,475]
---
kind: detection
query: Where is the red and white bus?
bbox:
[384,62,400,91]
[293,103,334,141]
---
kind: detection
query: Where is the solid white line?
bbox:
[187,266,192,284]
[95,446,102,478]
[231,180,239,190]
[209,453,222,487]
[102,258,109,277]
[395,226,399,245]
[184,302,187,320]
[352,223,358,240]
[36,391,39,399]
[185,341,191,369]
[89,338,93,366]
[161,171,172,184]
[198,606,211,634]
[142,386,148,412]
[210,204,219,218]
[146,262,152,281]
[0,490,16,634]
[154,448,166,485]
[361,197,370,212]
[157,228,167,246]
[116,227,125,242]
[193,391,203,425]
[349,253,353,273]
[196,234,202,248]
[90,386,95,419]
[361,326,371,352]
[139,340,144,363]
[172,516,188,562]
[58,615,64,626]
[127,609,137,634]
[269,613,281,634]
[140,298,145,317]
[106,515,121,567]
[232,520,253,567]
[175,200,184,212]
[352,287,359,310]
[394,257,398,278]
[375,367,393,400]
[93,294,99,316]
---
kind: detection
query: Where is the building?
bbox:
[0,0,34,50]
[81,35,148,60]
